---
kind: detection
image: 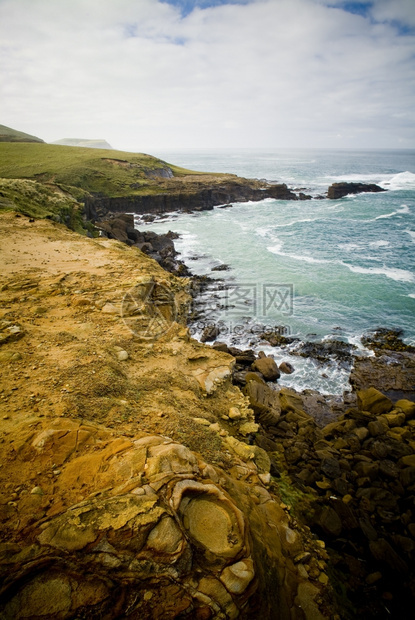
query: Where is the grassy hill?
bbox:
[0,142,202,199]
[0,123,44,143]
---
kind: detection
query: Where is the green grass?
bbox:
[0,143,203,199]
[0,178,89,233]
[0,123,44,143]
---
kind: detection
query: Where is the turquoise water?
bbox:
[139,149,415,393]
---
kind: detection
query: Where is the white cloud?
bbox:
[0,0,414,150]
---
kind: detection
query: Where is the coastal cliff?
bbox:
[0,212,334,619]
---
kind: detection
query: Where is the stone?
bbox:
[251,355,280,381]
[228,407,242,420]
[357,387,393,415]
[243,380,281,427]
[368,418,389,437]
[396,399,415,419]
[279,361,294,374]
[238,421,259,436]
[400,454,415,467]
[294,582,326,620]
[383,412,406,427]
[146,516,184,555]
[315,506,342,537]
[220,559,255,594]
[117,350,129,361]
[400,467,415,487]
[369,539,408,573]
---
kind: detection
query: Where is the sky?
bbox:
[0,0,414,151]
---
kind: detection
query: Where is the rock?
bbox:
[279,361,294,374]
[228,407,242,420]
[369,539,408,573]
[396,399,415,419]
[220,559,255,594]
[201,324,220,343]
[367,418,389,437]
[252,355,280,381]
[350,351,415,400]
[357,387,393,415]
[314,505,342,537]
[117,350,129,361]
[327,182,386,199]
[243,380,281,427]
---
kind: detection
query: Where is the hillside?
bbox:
[0,123,44,143]
[0,142,300,221]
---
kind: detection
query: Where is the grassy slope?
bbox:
[0,143,204,198]
[0,123,44,143]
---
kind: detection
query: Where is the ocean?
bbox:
[137,148,415,395]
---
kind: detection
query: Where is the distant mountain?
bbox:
[0,123,44,143]
[52,138,113,150]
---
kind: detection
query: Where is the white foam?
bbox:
[341,262,415,283]
[267,247,329,264]
[369,240,390,248]
[374,204,410,220]
[338,243,360,251]
[380,172,415,191]
[408,293,415,299]
[405,229,415,243]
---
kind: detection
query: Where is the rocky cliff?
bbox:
[0,212,335,619]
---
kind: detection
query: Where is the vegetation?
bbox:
[0,178,88,233]
[0,142,203,199]
[0,123,44,143]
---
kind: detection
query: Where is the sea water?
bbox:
[137,149,415,394]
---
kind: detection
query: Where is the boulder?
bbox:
[244,380,281,427]
[279,361,294,374]
[252,354,281,381]
[357,387,393,415]
[327,182,386,199]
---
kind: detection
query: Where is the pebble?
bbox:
[31,486,44,495]
[117,350,128,361]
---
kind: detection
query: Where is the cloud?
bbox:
[0,0,414,150]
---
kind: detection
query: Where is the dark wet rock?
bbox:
[200,324,220,343]
[361,328,415,353]
[327,182,386,199]
[350,350,415,402]
[279,361,294,374]
[292,340,357,365]
[260,331,299,347]
[212,264,231,272]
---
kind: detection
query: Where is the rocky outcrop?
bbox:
[249,381,415,618]
[84,179,300,220]
[327,182,386,199]
[96,213,190,275]
[0,420,311,619]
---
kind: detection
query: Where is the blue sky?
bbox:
[0,0,414,150]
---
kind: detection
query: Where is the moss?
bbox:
[273,472,316,519]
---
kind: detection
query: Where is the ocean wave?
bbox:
[341,262,415,283]
[369,240,390,248]
[380,171,415,191]
[267,247,330,264]
[373,204,410,220]
[405,229,415,243]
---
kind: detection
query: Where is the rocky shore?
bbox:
[1,191,413,619]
